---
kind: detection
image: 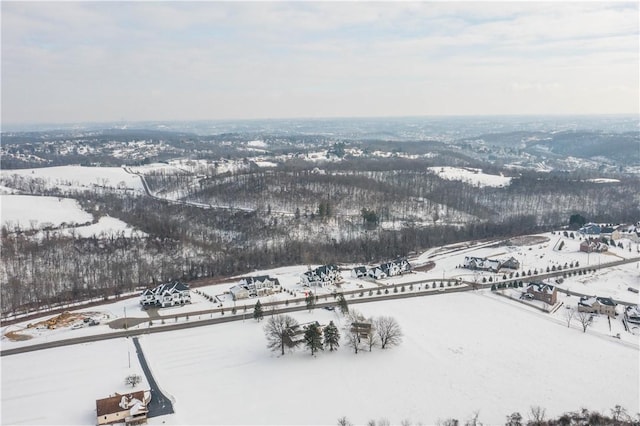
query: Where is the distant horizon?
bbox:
[2,2,638,125]
[3,112,639,131]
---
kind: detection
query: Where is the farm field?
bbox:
[1,292,638,425]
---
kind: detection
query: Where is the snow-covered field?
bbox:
[1,194,92,229]
[2,293,638,425]
[1,165,144,192]
[428,166,512,187]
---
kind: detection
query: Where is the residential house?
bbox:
[139,281,191,308]
[579,239,608,253]
[501,257,520,270]
[612,225,640,243]
[526,282,557,305]
[368,258,412,280]
[300,265,342,287]
[578,296,617,317]
[229,275,281,301]
[351,266,368,279]
[463,256,501,272]
[624,305,640,324]
[96,390,150,425]
[579,223,601,235]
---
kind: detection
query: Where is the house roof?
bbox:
[527,282,555,294]
[96,391,147,417]
[352,266,367,273]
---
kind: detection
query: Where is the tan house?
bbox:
[526,282,557,305]
[578,296,617,318]
[96,390,150,425]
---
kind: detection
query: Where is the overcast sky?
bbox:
[2,1,638,125]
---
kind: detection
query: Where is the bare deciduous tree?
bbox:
[564,306,575,328]
[375,316,403,349]
[264,314,300,355]
[576,310,591,333]
[529,406,546,426]
[124,374,141,388]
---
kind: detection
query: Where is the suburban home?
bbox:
[624,305,640,324]
[229,275,281,300]
[579,223,601,235]
[368,258,412,280]
[526,282,558,305]
[579,239,608,253]
[140,281,191,308]
[96,390,150,425]
[351,266,368,279]
[300,264,342,287]
[612,225,640,243]
[463,256,501,272]
[578,296,617,317]
[500,257,520,270]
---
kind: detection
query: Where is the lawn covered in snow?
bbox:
[4,292,635,425]
[1,194,93,229]
[1,165,144,192]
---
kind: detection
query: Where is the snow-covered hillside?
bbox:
[1,194,92,229]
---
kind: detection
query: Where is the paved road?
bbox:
[3,256,638,357]
[132,337,174,418]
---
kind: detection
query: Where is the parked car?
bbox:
[323,306,335,311]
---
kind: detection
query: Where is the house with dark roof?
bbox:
[578,296,617,317]
[624,305,640,324]
[300,265,342,287]
[368,258,411,280]
[229,275,281,300]
[501,257,520,270]
[140,281,191,308]
[96,390,150,425]
[579,223,601,235]
[351,266,368,279]
[526,282,557,305]
[464,256,501,272]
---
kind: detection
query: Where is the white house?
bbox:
[368,258,412,280]
[140,281,191,308]
[96,390,150,425]
[230,275,281,300]
[300,265,342,287]
[463,256,501,272]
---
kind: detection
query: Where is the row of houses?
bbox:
[579,222,640,242]
[229,275,281,301]
[300,264,342,287]
[351,258,412,280]
[463,256,520,272]
[140,281,191,308]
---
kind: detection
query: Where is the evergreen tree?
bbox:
[323,321,340,351]
[253,300,264,321]
[337,293,349,315]
[305,292,316,312]
[304,322,324,355]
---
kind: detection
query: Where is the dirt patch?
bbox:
[4,330,32,341]
[3,311,103,341]
[413,261,436,272]
[504,235,550,246]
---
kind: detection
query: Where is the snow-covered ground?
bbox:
[1,165,145,193]
[1,194,93,229]
[49,216,146,239]
[427,166,512,187]
[2,293,637,425]
[1,338,149,426]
